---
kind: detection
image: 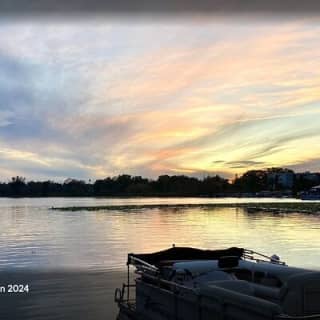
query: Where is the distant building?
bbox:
[295,172,320,184]
[277,172,294,188]
[267,168,294,190]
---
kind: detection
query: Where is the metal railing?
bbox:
[128,255,159,273]
[116,249,320,320]
[244,249,287,265]
[115,262,320,320]
[128,248,287,269]
[114,283,136,304]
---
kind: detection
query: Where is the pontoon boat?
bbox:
[115,246,320,320]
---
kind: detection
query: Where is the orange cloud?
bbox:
[1,18,320,179]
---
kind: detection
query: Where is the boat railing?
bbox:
[115,268,203,306]
[128,249,287,270]
[128,255,159,273]
[116,261,320,320]
[116,255,160,306]
[114,282,136,304]
[244,249,287,265]
[116,271,320,320]
[123,248,287,303]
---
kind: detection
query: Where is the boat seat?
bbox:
[194,270,235,284]
[201,280,255,296]
[260,277,280,287]
[250,283,280,302]
[172,270,234,287]
[199,284,282,320]
[173,260,219,275]
[280,271,320,316]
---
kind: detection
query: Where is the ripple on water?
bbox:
[0,198,319,319]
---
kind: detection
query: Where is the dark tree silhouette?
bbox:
[8,176,27,196]
[0,168,318,197]
[233,170,268,193]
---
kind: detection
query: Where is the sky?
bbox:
[0,16,320,181]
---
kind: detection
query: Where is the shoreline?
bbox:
[51,202,320,214]
[0,194,300,198]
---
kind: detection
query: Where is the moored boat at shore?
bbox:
[115,246,320,320]
[300,185,320,200]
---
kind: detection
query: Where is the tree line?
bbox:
[0,168,319,197]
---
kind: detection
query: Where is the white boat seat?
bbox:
[259,277,280,287]
[171,270,234,287]
[250,283,280,302]
[201,280,255,296]
[194,270,235,284]
[280,271,320,316]
[173,260,219,275]
[199,284,282,320]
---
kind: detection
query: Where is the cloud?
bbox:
[0,110,13,127]
[226,160,267,169]
[287,158,320,173]
[0,18,319,180]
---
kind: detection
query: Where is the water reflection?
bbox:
[1,198,320,319]
[0,198,319,271]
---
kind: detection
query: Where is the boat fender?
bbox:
[270,254,280,264]
[114,287,123,303]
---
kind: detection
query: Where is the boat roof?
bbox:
[128,246,244,268]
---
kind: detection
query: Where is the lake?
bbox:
[0,197,319,319]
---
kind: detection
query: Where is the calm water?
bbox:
[0,197,319,319]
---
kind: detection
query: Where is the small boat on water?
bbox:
[300,185,320,200]
[115,246,320,320]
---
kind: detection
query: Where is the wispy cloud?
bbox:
[0,18,319,180]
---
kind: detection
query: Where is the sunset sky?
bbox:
[0,17,320,181]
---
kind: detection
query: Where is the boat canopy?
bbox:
[128,246,244,268]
